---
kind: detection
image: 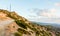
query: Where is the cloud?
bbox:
[28,8,60,23]
[55,3,60,6]
[50,8,57,13]
[29,8,60,18]
[35,8,59,18]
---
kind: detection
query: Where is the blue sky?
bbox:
[0,0,60,24]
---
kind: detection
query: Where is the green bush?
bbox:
[14,32,22,36]
[15,20,27,29]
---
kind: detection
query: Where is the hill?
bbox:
[0,9,60,36]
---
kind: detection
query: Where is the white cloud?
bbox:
[35,8,59,18]
[55,3,60,6]
[28,9,60,24]
[50,8,57,12]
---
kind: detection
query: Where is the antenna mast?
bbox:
[10,4,11,11]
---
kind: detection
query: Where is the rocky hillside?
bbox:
[0,9,60,36]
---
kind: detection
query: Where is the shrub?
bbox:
[14,32,22,36]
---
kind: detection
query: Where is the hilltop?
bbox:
[0,9,60,36]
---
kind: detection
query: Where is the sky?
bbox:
[0,0,60,24]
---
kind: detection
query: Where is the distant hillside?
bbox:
[0,9,60,36]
